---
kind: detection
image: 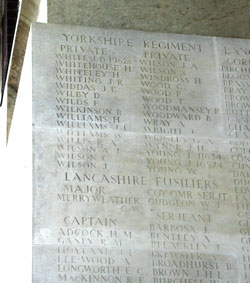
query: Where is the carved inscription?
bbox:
[229,140,250,282]
[140,39,220,136]
[32,24,250,282]
[220,44,250,139]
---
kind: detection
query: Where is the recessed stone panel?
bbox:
[32,23,250,283]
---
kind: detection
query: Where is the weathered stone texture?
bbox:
[32,23,250,283]
[6,0,250,136]
[48,0,250,38]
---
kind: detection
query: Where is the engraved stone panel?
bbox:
[32,23,250,283]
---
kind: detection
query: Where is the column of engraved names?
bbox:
[138,38,230,282]
[147,138,232,282]
[54,33,146,282]
[219,41,250,282]
[140,39,220,137]
[221,44,250,139]
[55,40,128,170]
[230,140,250,282]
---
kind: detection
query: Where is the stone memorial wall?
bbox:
[32,23,250,282]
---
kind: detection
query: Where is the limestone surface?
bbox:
[48,0,250,38]
[32,23,250,283]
